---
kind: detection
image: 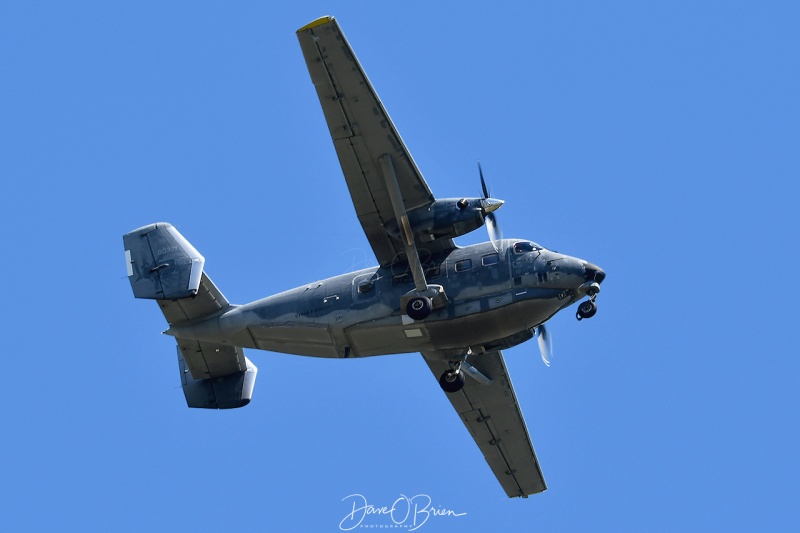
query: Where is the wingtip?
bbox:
[297,15,334,33]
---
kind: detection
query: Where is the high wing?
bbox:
[422,350,547,497]
[297,16,455,267]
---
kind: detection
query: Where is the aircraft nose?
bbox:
[584,262,606,284]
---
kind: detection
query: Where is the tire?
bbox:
[439,370,466,393]
[577,300,597,319]
[406,296,433,320]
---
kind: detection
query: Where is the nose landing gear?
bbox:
[576,299,597,320]
[576,287,599,321]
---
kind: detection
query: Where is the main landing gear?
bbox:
[437,351,492,393]
[406,295,433,321]
[439,365,466,393]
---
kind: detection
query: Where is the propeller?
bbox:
[536,324,553,367]
[478,162,504,252]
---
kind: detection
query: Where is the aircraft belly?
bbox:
[249,324,340,358]
[346,320,435,357]
[425,299,551,350]
[345,297,563,357]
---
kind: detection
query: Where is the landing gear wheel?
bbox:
[406,296,433,320]
[576,300,597,320]
[439,369,465,393]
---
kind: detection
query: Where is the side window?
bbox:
[455,259,472,272]
[357,281,374,294]
[353,273,379,301]
[481,253,499,266]
[392,273,412,284]
[425,266,441,279]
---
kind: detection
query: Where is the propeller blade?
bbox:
[537,324,553,367]
[479,162,490,198]
[486,213,503,253]
[477,162,503,253]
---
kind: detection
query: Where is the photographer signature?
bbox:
[339,493,466,531]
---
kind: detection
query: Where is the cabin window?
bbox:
[425,266,441,279]
[392,273,411,284]
[482,253,499,266]
[455,259,472,272]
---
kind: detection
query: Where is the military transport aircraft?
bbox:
[123,16,605,498]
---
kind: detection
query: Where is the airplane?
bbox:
[123,16,605,498]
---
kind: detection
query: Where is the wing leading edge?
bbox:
[422,350,547,497]
[297,16,455,267]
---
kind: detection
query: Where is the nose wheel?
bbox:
[576,300,597,320]
[577,290,599,321]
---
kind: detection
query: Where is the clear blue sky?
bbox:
[2,2,798,531]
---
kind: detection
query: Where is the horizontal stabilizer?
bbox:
[123,222,204,300]
[158,272,230,326]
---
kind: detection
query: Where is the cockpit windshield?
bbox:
[513,241,543,254]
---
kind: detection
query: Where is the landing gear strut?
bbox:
[439,364,465,393]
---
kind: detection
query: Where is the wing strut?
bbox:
[379,154,427,292]
[379,153,447,319]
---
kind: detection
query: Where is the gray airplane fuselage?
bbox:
[168,239,597,360]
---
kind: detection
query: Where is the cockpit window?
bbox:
[513,241,541,254]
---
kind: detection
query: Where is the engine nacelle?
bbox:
[405,198,486,243]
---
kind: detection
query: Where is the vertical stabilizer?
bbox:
[123,222,205,300]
